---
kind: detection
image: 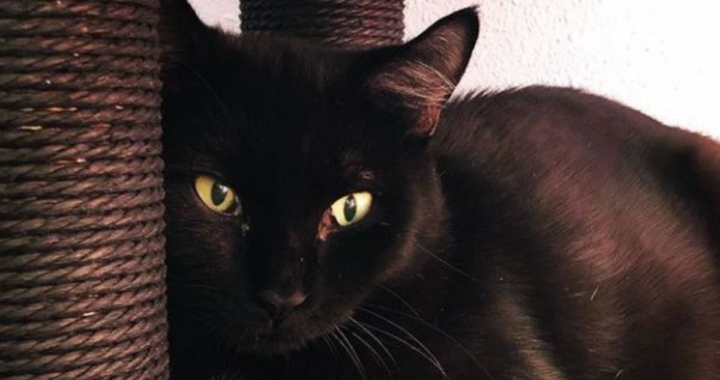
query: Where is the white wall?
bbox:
[190,0,720,137]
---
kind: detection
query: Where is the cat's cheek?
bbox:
[321,226,396,282]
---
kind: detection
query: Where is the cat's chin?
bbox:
[242,330,315,356]
[235,315,346,357]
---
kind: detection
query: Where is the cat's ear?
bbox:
[363,8,479,137]
[689,136,720,220]
[159,0,211,65]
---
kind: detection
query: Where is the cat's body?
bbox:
[160,1,720,379]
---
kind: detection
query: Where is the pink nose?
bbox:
[256,290,307,320]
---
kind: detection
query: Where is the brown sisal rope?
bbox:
[0,0,169,379]
[241,0,405,49]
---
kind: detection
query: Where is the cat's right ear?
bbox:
[159,0,211,67]
[357,8,479,138]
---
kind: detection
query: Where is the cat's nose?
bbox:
[256,290,307,320]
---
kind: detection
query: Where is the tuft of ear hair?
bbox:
[365,7,480,137]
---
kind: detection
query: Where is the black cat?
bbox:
[160,1,720,379]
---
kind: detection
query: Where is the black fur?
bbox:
[160,1,720,379]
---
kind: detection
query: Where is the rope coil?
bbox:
[1,0,168,379]
[241,0,405,49]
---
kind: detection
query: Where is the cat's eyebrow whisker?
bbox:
[413,242,483,285]
[178,58,233,119]
[365,304,496,380]
[348,317,398,377]
[333,326,367,380]
[357,307,447,378]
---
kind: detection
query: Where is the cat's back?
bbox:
[436,86,677,165]
[432,86,720,380]
[434,85,720,211]
[434,85,720,277]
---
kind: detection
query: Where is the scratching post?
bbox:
[0,1,169,379]
[241,0,405,49]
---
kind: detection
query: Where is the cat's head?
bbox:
[160,0,478,356]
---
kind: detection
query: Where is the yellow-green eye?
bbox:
[330,191,373,227]
[194,175,242,215]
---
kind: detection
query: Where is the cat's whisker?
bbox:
[360,321,447,378]
[284,353,293,371]
[349,329,392,378]
[333,326,367,380]
[230,327,256,357]
[365,304,496,380]
[348,317,398,378]
[357,307,447,378]
[349,317,399,373]
[321,335,340,363]
[413,242,482,284]
[378,285,422,318]
[358,307,439,364]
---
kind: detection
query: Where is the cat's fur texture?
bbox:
[160,1,720,379]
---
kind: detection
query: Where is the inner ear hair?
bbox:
[369,59,456,136]
[369,59,456,110]
[364,7,479,137]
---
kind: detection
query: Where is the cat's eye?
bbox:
[194,175,242,216]
[330,192,373,227]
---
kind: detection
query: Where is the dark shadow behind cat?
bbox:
[159,0,720,379]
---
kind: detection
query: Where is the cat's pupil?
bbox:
[211,183,228,206]
[344,195,357,221]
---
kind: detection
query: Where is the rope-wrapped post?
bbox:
[0,1,169,379]
[241,0,405,49]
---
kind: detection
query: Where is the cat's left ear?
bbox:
[159,0,212,67]
[363,8,479,137]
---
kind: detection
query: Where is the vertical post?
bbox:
[240,0,405,49]
[0,1,169,379]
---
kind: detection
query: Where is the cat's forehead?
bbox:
[191,37,403,181]
[235,37,349,92]
[221,41,370,140]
